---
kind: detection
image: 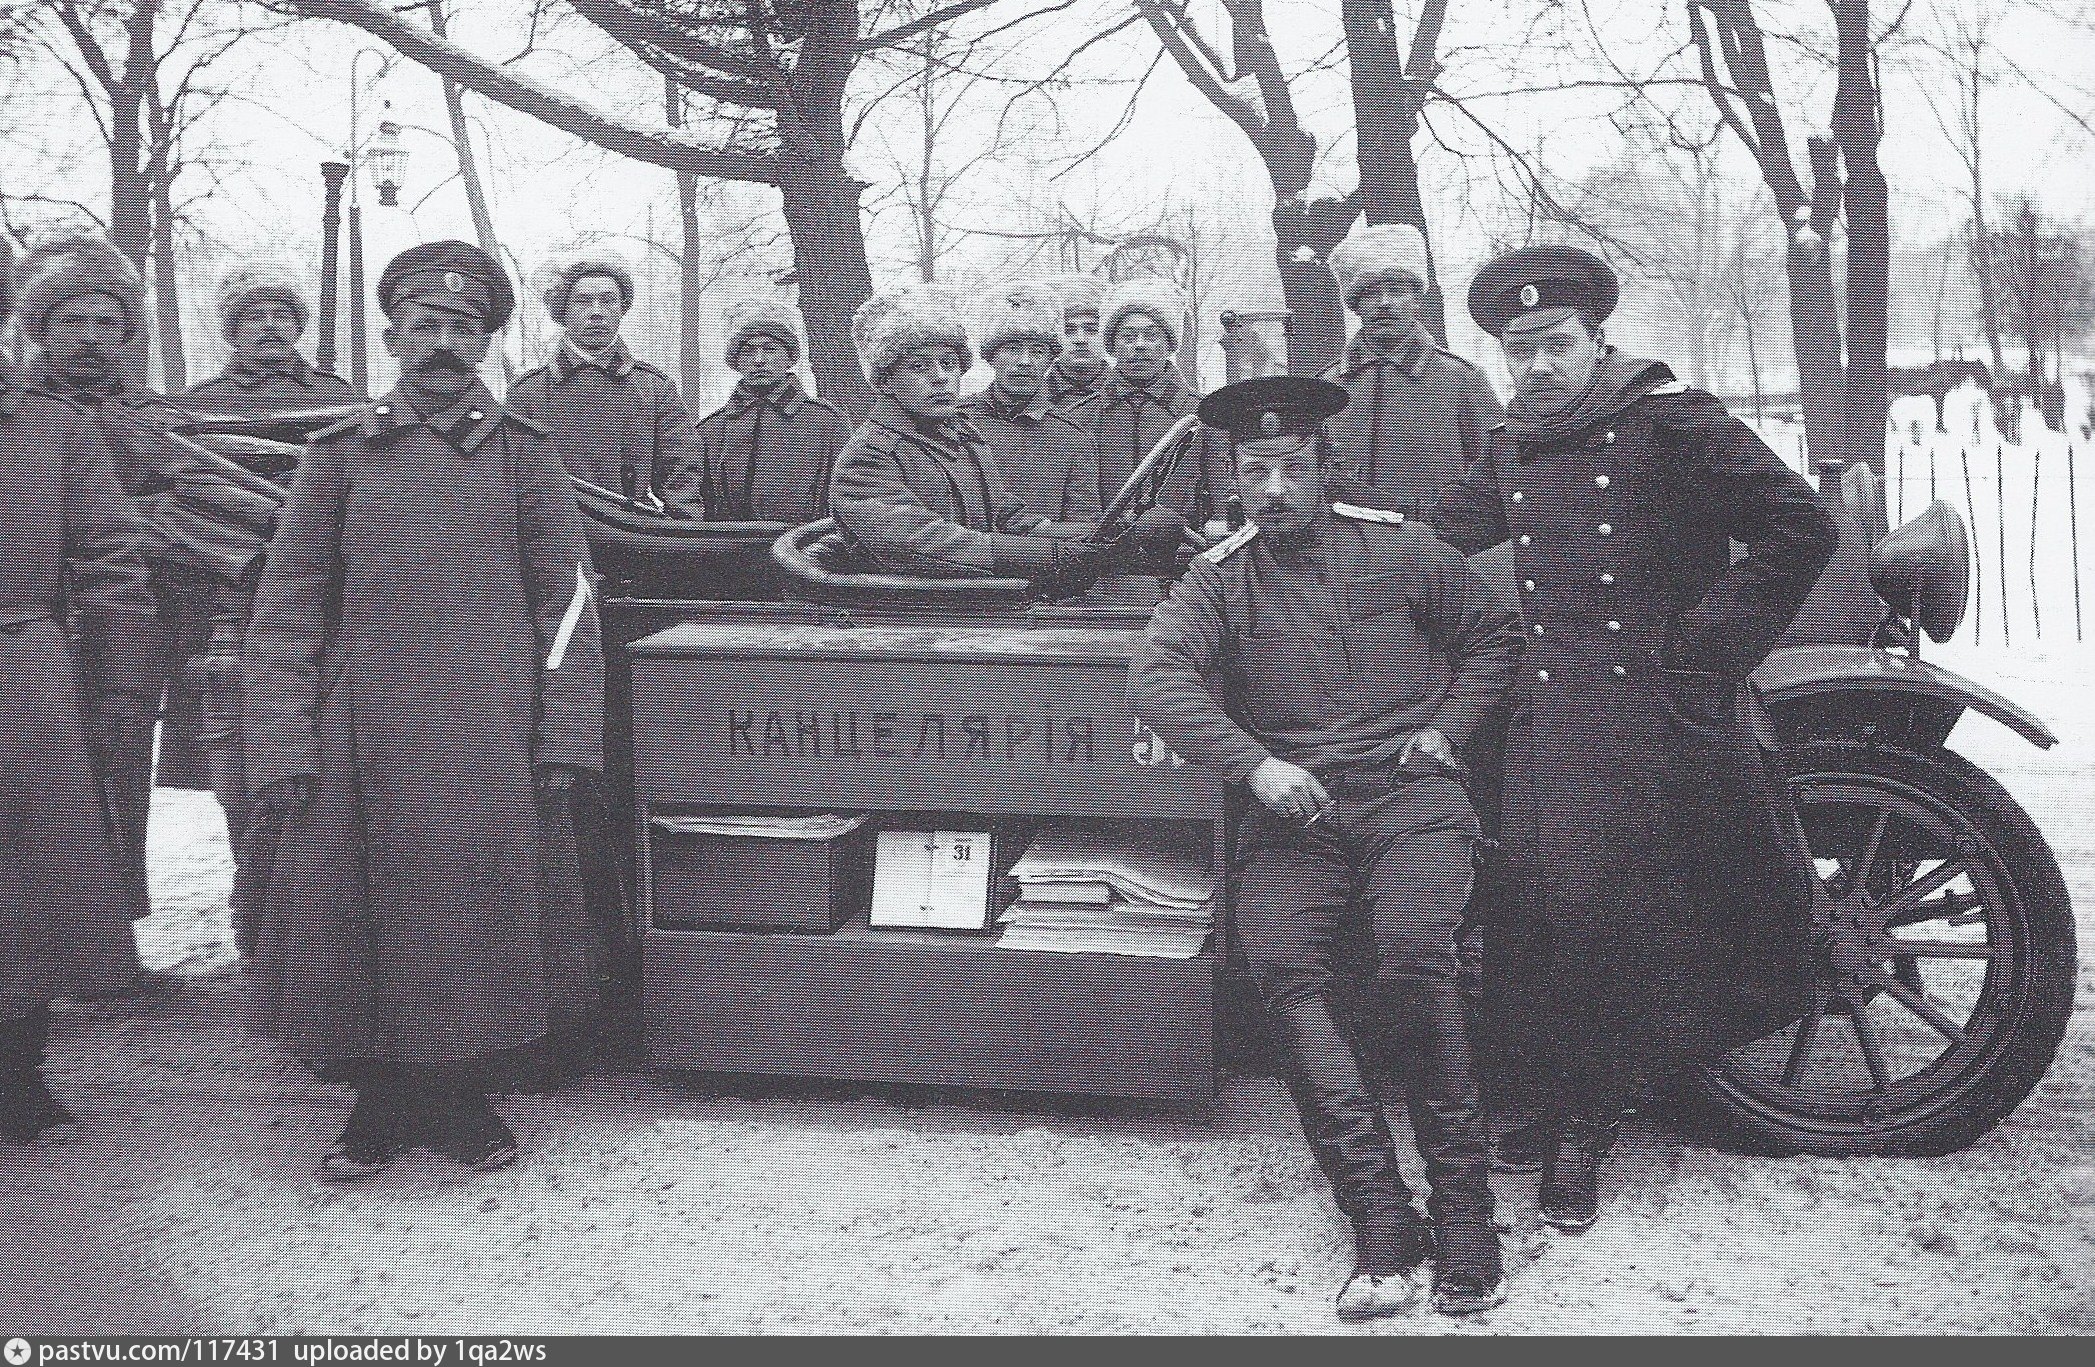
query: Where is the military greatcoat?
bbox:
[0,381,157,1017]
[242,383,605,1068]
[1428,355,1837,1086]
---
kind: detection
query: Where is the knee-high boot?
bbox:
[1268,998,1427,1275]
[0,1007,77,1143]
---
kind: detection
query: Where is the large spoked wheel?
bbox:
[1690,739,2075,1156]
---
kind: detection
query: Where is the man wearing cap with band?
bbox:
[243,240,605,1182]
[677,296,851,525]
[1130,376,1523,1320]
[1320,224,1503,515]
[509,251,706,518]
[183,259,357,417]
[1042,273,1111,417]
[963,280,1102,522]
[1427,245,1835,1233]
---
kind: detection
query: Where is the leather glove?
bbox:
[87,701,152,778]
[989,534,1108,595]
[536,762,582,796]
[252,775,314,819]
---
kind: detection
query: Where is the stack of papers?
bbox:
[999,823,1214,958]
[651,812,868,840]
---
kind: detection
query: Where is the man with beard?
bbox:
[0,264,160,1144]
[828,284,1182,587]
[509,251,705,518]
[1319,225,1503,516]
[1086,276,1232,528]
[15,233,210,929]
[961,281,1101,521]
[183,260,357,417]
[677,296,851,525]
[1129,376,1522,1318]
[1427,245,1835,1232]
[1042,273,1111,417]
[243,240,604,1180]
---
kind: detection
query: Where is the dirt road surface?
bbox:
[4,644,2089,1335]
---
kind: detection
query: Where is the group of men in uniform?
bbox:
[0,214,1837,1325]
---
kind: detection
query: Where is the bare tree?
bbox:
[1988,198,2095,432]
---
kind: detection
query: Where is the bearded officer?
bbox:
[509,251,705,517]
[183,259,357,417]
[1427,245,1835,1232]
[1129,377,1523,1319]
[243,240,604,1181]
[1320,225,1503,515]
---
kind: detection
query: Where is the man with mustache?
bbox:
[1129,376,1523,1319]
[1427,245,1835,1232]
[828,284,1182,589]
[1318,225,1503,517]
[1041,273,1111,418]
[677,295,851,525]
[182,260,356,417]
[243,240,604,1181]
[1084,276,1232,529]
[509,251,706,518]
[961,281,1101,521]
[16,233,217,933]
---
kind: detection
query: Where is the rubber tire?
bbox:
[1683,739,2075,1157]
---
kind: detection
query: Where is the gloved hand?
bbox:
[990,534,1109,597]
[536,762,582,796]
[87,700,153,778]
[252,775,314,820]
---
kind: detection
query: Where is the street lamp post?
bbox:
[316,161,349,377]
[344,47,407,397]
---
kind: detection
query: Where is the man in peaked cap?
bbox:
[674,295,851,525]
[1041,272,1111,416]
[509,249,706,519]
[1084,276,1233,529]
[962,281,1101,522]
[183,258,356,418]
[1320,224,1503,516]
[1130,375,1522,1319]
[243,239,604,1182]
[1428,244,1834,1232]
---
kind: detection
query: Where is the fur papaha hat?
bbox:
[851,284,973,386]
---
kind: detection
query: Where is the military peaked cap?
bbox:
[1467,244,1618,338]
[378,239,515,330]
[1197,376,1349,447]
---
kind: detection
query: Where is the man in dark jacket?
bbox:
[962,281,1101,521]
[182,259,357,417]
[243,241,604,1182]
[1042,273,1111,417]
[1130,377,1523,1319]
[17,232,208,926]
[1319,224,1503,514]
[829,285,1180,588]
[509,251,705,517]
[1428,245,1837,1232]
[678,297,851,524]
[0,359,160,1144]
[1085,276,1233,528]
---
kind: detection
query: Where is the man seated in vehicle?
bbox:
[828,283,1184,591]
[962,280,1102,522]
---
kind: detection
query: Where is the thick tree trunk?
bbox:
[427,1,510,384]
[779,165,874,418]
[1832,0,1887,473]
[1785,242,1847,468]
[1344,0,1449,343]
[665,78,705,399]
[148,176,186,391]
[1270,195,1355,375]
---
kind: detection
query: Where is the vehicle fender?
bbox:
[1753,644,2058,750]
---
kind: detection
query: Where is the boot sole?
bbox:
[1433,1282,1508,1315]
[429,1142,518,1173]
[319,1146,403,1182]
[1540,1209,1597,1233]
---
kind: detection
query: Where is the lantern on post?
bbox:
[369,117,408,208]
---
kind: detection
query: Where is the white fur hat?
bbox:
[215,257,311,339]
[536,250,635,319]
[1329,223,1430,309]
[1102,276,1186,352]
[13,232,143,341]
[851,284,973,386]
[1049,272,1104,319]
[721,295,805,365]
[974,280,1063,359]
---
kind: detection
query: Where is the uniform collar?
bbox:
[1104,363,1189,407]
[1341,323,1433,380]
[1504,349,1674,452]
[868,395,978,456]
[970,386,1053,424]
[725,373,805,417]
[553,335,635,380]
[1045,357,1108,400]
[1259,509,1330,566]
[223,351,318,389]
[364,379,503,453]
[28,358,127,404]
